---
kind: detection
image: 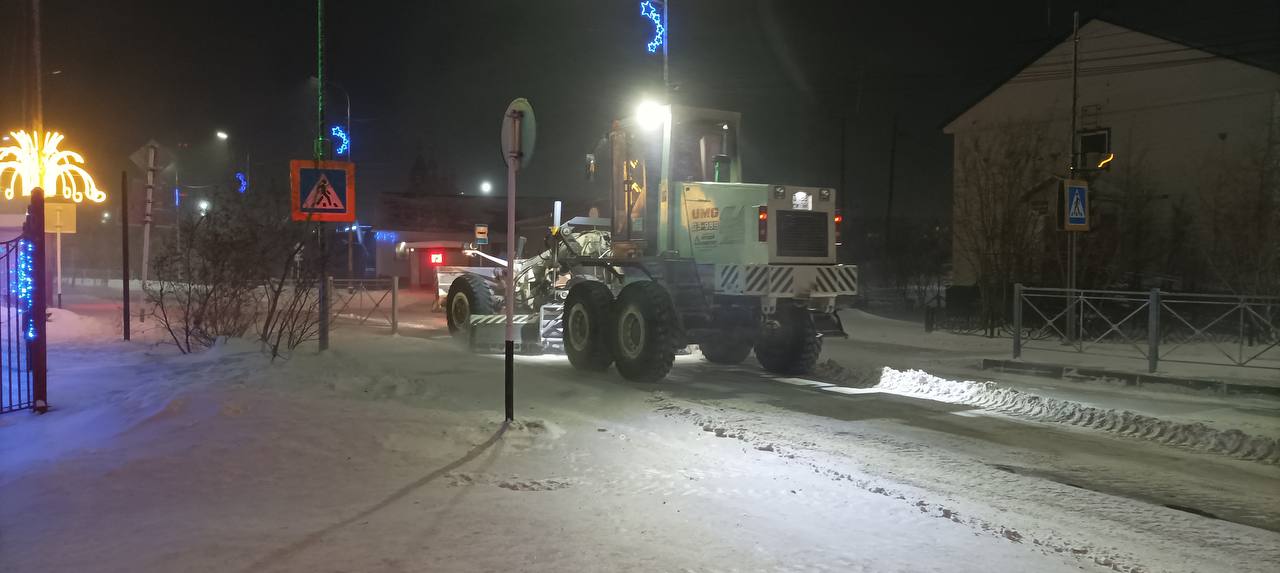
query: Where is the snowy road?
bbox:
[2,319,1278,572]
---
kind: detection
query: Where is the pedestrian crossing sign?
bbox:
[291,159,356,222]
[1062,179,1089,231]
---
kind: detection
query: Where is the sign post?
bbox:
[500,98,535,423]
[43,202,76,309]
[120,171,130,341]
[290,159,356,352]
[1061,179,1088,344]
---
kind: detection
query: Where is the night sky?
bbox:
[3,0,1277,223]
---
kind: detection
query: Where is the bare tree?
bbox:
[1193,138,1280,296]
[953,123,1059,335]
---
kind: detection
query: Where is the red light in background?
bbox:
[833,213,843,224]
[429,251,444,265]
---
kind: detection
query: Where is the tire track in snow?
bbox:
[877,367,1280,465]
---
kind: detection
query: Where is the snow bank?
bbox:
[879,367,1280,464]
[46,307,119,341]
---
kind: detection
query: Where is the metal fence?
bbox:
[1,237,34,413]
[328,276,399,333]
[1013,285,1280,372]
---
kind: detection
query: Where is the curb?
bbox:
[980,359,1280,398]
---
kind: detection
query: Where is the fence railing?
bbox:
[1012,284,1280,372]
[328,276,399,334]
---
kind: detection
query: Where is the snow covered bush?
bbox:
[146,183,328,357]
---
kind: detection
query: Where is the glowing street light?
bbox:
[215,131,229,141]
[0,131,105,203]
[635,100,669,131]
[197,199,211,216]
[480,181,492,194]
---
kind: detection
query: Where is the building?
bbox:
[944,20,1280,292]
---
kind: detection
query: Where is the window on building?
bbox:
[1078,128,1113,170]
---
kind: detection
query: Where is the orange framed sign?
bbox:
[290,159,355,222]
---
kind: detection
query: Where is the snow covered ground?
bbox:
[2,303,1279,572]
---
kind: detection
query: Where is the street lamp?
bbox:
[480,181,492,194]
[215,131,229,141]
[635,100,669,131]
[197,199,210,216]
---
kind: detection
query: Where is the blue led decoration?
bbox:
[640,1,665,53]
[174,187,181,207]
[331,125,350,155]
[16,239,35,340]
[375,230,398,243]
[235,172,248,194]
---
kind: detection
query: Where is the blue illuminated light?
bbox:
[640,1,665,53]
[375,230,398,243]
[235,172,248,194]
[16,239,35,340]
[331,125,350,155]
[174,187,181,207]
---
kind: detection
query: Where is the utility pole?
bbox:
[316,0,329,351]
[140,144,156,320]
[1065,10,1080,343]
[30,0,42,135]
[884,113,900,255]
[121,171,130,341]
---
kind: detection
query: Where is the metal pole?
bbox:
[662,0,669,93]
[885,112,899,252]
[1065,11,1080,344]
[30,0,42,135]
[390,275,398,335]
[1147,288,1160,373]
[1012,283,1023,359]
[315,0,329,352]
[55,222,61,309]
[140,144,156,321]
[120,171,130,341]
[505,111,521,423]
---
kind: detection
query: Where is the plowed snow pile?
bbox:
[879,367,1280,464]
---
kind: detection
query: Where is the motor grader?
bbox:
[445,104,857,382]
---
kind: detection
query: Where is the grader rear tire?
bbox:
[754,304,822,375]
[611,281,677,383]
[563,281,615,372]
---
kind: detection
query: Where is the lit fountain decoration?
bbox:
[0,131,105,203]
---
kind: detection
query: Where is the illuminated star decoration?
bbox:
[330,125,350,155]
[640,1,665,53]
[0,131,105,203]
[235,171,248,194]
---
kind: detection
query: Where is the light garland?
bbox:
[16,238,35,340]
